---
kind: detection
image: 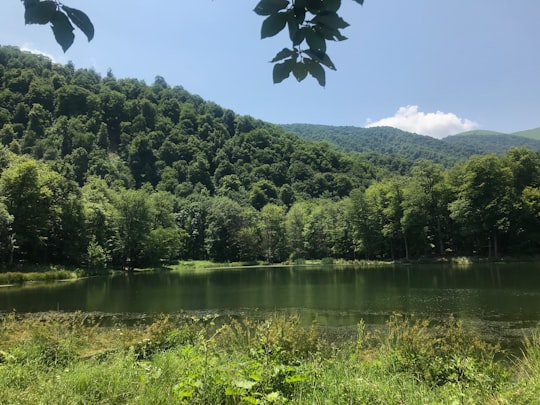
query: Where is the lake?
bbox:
[2,262,540,345]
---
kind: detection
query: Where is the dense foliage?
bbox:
[283,123,540,167]
[444,133,540,155]
[1,312,539,403]
[1,46,540,270]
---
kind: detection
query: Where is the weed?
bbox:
[0,312,538,403]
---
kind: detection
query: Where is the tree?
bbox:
[364,178,406,260]
[448,155,513,258]
[113,188,153,270]
[403,160,450,256]
[347,188,379,260]
[0,199,15,264]
[204,197,246,262]
[0,158,49,262]
[259,203,286,262]
[19,0,364,86]
[285,202,308,260]
[0,156,86,264]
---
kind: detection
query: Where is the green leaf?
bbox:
[266,391,283,402]
[61,5,94,41]
[50,11,75,52]
[254,0,290,16]
[323,0,342,13]
[285,374,308,383]
[306,29,326,52]
[261,12,288,39]
[292,4,306,24]
[273,59,293,83]
[318,26,348,41]
[292,61,308,82]
[286,10,300,42]
[306,0,324,14]
[312,11,350,30]
[306,59,326,87]
[304,49,336,70]
[24,1,57,25]
[271,48,294,63]
[292,26,307,46]
[233,379,258,390]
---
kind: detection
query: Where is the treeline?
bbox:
[1,46,540,269]
[1,148,539,268]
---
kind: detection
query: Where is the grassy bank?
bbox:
[0,312,538,403]
[0,266,80,285]
[3,256,538,284]
[169,259,396,272]
[168,257,540,274]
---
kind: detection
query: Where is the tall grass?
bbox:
[0,312,538,403]
[0,269,78,285]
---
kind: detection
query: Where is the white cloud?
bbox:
[20,44,59,63]
[365,105,478,139]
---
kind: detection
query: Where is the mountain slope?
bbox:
[282,124,540,166]
[282,124,475,166]
[512,127,540,140]
[453,130,504,136]
[0,45,387,203]
[445,132,540,154]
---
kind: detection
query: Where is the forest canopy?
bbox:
[1,45,539,269]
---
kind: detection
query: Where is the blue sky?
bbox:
[1,0,539,138]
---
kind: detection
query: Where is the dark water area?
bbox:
[2,263,540,345]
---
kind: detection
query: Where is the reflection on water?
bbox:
[1,263,540,342]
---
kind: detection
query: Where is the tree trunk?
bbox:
[404,235,409,261]
[436,217,445,256]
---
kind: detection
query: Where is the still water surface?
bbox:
[2,263,540,342]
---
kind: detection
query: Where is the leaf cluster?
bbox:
[256,0,364,86]
[19,1,366,85]
[22,0,94,52]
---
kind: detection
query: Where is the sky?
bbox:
[1,0,539,139]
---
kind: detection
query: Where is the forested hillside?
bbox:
[1,45,540,269]
[444,133,540,155]
[512,128,540,140]
[453,129,540,141]
[282,124,540,167]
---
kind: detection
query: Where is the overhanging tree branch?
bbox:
[20,0,364,86]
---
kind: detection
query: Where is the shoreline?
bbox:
[2,255,539,286]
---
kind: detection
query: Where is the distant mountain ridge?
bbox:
[453,127,540,140]
[282,124,540,167]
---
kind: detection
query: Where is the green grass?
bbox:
[0,267,79,285]
[0,312,539,403]
[170,260,266,272]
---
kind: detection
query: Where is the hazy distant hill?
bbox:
[453,130,504,136]
[282,124,474,167]
[446,130,540,155]
[282,124,540,167]
[511,128,540,140]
